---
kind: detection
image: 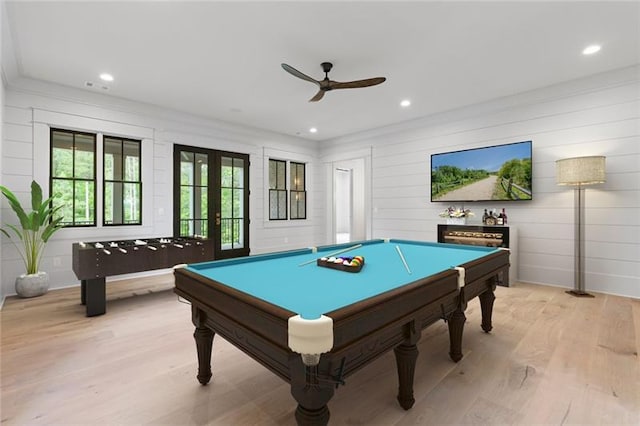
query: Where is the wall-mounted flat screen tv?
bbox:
[431,140,532,202]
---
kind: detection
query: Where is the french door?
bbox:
[173,144,249,259]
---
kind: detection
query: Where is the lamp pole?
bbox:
[570,184,592,296]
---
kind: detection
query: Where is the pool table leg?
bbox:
[394,319,420,410]
[394,343,419,409]
[290,357,334,426]
[192,307,214,385]
[447,308,467,362]
[479,288,496,333]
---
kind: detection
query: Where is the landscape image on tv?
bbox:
[431,141,532,202]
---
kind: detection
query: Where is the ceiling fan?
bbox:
[281,62,386,102]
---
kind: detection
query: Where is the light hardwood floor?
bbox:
[1,276,638,425]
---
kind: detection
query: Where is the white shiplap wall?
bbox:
[320,66,640,299]
[0,73,4,304]
[0,77,325,296]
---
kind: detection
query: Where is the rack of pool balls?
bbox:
[316,255,365,273]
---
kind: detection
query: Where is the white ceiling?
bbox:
[3,1,639,141]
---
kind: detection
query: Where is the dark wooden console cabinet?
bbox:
[438,224,513,286]
[438,224,510,248]
[72,236,213,316]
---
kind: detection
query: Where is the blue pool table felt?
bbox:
[187,239,499,319]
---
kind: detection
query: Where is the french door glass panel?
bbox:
[220,156,245,250]
[179,151,208,237]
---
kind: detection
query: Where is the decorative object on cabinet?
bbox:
[556,156,606,297]
[439,206,474,224]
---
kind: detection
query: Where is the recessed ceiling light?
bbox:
[400,99,411,107]
[99,73,114,82]
[309,127,318,133]
[582,45,601,55]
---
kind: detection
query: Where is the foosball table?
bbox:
[72,236,214,316]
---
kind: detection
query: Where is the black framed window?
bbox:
[269,159,287,220]
[103,136,141,225]
[50,128,96,227]
[290,162,306,220]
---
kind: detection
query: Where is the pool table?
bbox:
[173,239,509,425]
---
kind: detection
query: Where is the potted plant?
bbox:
[0,180,64,297]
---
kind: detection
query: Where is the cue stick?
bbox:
[298,244,363,266]
[395,245,412,274]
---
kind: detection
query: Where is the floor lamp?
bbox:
[556,156,606,297]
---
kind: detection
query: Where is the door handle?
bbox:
[215,212,221,226]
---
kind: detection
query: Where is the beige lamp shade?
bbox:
[556,156,606,186]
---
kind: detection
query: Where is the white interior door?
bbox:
[333,158,366,243]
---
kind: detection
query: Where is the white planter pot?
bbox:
[15,272,49,298]
[446,217,467,225]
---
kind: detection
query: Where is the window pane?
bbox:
[52,130,73,149]
[234,219,244,248]
[74,181,94,225]
[104,153,114,181]
[269,160,277,189]
[199,187,208,219]
[269,190,278,219]
[221,157,233,188]
[291,165,296,190]
[181,186,193,219]
[123,141,140,181]
[278,191,286,219]
[221,188,232,217]
[104,182,114,224]
[193,186,205,219]
[290,193,297,219]
[293,192,306,219]
[104,181,123,224]
[104,139,121,180]
[181,152,194,185]
[75,134,95,179]
[123,183,141,224]
[195,153,208,185]
[233,158,244,188]
[277,161,285,189]
[52,179,73,224]
[52,131,73,178]
[297,164,305,189]
[233,189,242,217]
[180,219,193,237]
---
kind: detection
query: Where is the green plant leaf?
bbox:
[31,181,43,212]
[0,185,30,229]
[5,224,24,241]
[27,211,38,231]
[42,217,64,242]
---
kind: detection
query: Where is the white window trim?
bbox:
[263,147,313,228]
[32,108,155,239]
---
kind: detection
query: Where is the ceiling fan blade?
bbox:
[329,77,386,90]
[309,89,326,102]
[281,63,320,86]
